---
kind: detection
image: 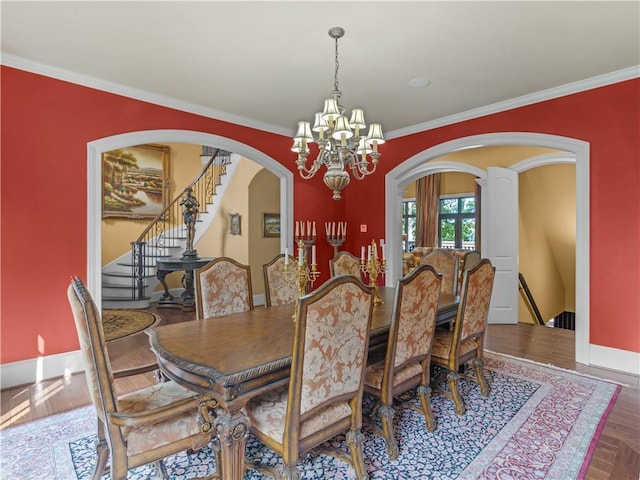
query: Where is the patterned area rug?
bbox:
[102,310,159,342]
[0,352,620,479]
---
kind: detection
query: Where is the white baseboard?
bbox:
[2,293,269,389]
[3,341,636,390]
[253,293,265,307]
[589,344,640,376]
[0,350,85,389]
[150,289,266,307]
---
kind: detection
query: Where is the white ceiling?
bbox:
[2,1,639,138]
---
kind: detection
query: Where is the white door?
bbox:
[485,167,519,324]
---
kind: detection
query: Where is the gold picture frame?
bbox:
[102,144,170,219]
[262,213,281,238]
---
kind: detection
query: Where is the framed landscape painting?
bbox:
[102,144,170,219]
[263,213,280,238]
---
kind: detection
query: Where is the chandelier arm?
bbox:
[348,153,378,179]
[296,149,332,179]
[296,159,322,179]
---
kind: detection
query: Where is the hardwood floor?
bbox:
[1,307,638,479]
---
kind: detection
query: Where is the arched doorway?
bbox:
[86,130,294,309]
[385,133,589,364]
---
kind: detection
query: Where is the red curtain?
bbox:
[416,173,440,247]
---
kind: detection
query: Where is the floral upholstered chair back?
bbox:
[420,249,460,296]
[245,275,374,479]
[458,250,481,292]
[363,264,442,459]
[390,264,442,371]
[457,259,495,344]
[329,251,362,279]
[430,258,496,415]
[67,277,116,423]
[67,276,214,479]
[263,254,298,307]
[294,276,373,420]
[195,257,254,319]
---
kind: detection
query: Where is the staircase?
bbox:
[102,149,237,309]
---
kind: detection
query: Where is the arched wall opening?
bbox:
[385,133,588,364]
[87,129,294,309]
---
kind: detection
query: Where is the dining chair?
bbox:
[458,250,481,293]
[329,250,362,278]
[430,259,496,415]
[420,248,460,296]
[363,264,442,460]
[66,276,216,480]
[263,253,298,307]
[245,275,374,480]
[194,256,254,319]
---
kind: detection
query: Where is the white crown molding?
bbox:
[1,53,292,137]
[386,66,640,140]
[2,53,637,140]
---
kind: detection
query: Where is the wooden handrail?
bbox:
[518,273,545,325]
[135,149,223,243]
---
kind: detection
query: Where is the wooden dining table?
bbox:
[147,287,459,480]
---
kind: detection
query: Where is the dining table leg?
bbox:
[213,408,250,480]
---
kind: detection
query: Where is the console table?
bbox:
[156,257,213,311]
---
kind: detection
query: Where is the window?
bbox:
[439,195,476,249]
[401,199,416,252]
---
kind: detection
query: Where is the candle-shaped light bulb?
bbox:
[285,248,289,265]
[298,246,303,265]
[312,222,316,237]
[361,246,365,261]
[311,245,316,265]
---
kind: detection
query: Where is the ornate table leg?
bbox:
[214,409,250,480]
[181,269,196,311]
[156,269,176,307]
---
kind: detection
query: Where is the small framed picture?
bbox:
[229,213,241,235]
[262,213,280,238]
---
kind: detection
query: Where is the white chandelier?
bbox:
[292,27,384,201]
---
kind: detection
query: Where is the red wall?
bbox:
[1,66,638,363]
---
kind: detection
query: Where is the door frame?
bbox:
[86,130,294,311]
[385,132,589,365]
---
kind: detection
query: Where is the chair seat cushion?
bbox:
[247,386,352,444]
[364,361,422,390]
[117,381,202,456]
[431,330,478,362]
